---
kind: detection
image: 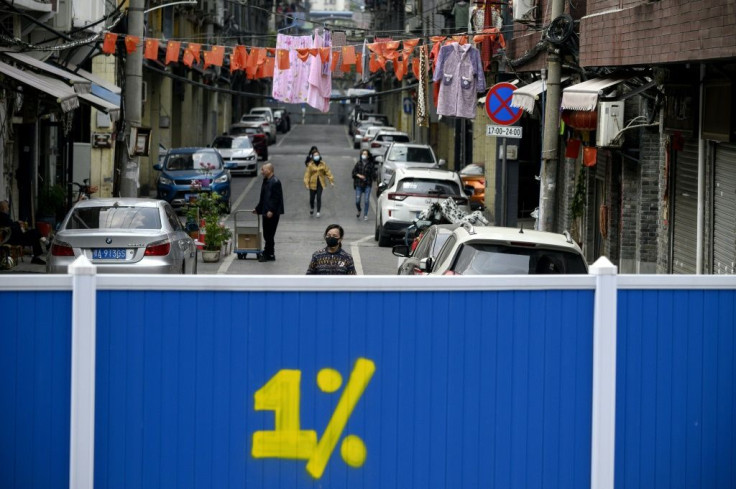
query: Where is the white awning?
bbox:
[78,92,121,121]
[560,75,630,111]
[0,60,78,112]
[4,52,92,94]
[509,76,570,114]
[65,64,122,95]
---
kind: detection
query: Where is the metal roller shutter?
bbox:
[712,143,736,274]
[671,140,699,274]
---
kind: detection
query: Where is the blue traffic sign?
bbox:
[402,97,413,115]
[485,82,522,126]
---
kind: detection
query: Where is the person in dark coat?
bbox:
[351,150,376,220]
[0,199,46,265]
[254,163,284,262]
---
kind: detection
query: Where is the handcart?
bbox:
[233,210,262,260]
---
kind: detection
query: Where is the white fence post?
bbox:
[69,256,97,489]
[590,256,618,489]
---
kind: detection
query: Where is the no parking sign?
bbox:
[485,82,523,126]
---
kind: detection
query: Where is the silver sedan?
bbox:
[47,198,197,274]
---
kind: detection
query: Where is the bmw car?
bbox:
[47,198,197,274]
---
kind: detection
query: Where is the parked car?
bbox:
[421,224,589,275]
[375,167,470,247]
[359,125,397,152]
[273,108,291,132]
[353,120,390,149]
[47,198,197,274]
[210,135,258,176]
[392,223,456,275]
[366,130,411,158]
[240,113,276,144]
[349,111,390,137]
[375,142,446,185]
[229,123,268,161]
[153,147,236,214]
[459,163,485,211]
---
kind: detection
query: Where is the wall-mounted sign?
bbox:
[92,133,112,148]
[128,126,151,157]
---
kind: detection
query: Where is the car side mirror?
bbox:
[419,257,433,273]
[392,244,411,257]
[437,159,447,168]
[464,185,474,196]
[374,156,384,163]
[377,181,388,197]
[153,164,163,171]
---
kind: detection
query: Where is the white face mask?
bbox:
[361,155,368,161]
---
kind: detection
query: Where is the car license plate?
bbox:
[92,248,127,260]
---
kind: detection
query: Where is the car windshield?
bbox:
[377,134,410,143]
[66,206,161,230]
[212,137,252,149]
[397,178,460,196]
[461,164,484,176]
[451,244,588,275]
[165,152,222,171]
[388,146,435,163]
[241,115,265,122]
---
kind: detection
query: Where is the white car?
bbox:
[374,167,470,247]
[210,135,258,176]
[353,120,389,148]
[241,112,276,144]
[364,130,411,158]
[421,225,589,275]
[376,142,446,184]
[359,126,397,152]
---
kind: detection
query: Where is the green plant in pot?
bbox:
[37,184,67,223]
[196,192,232,252]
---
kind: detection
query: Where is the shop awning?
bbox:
[4,52,91,94]
[66,64,122,95]
[78,92,121,121]
[560,75,631,111]
[510,76,570,114]
[0,60,79,112]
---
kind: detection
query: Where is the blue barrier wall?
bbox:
[0,290,72,489]
[616,289,736,489]
[94,289,594,489]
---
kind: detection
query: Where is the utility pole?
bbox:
[537,0,564,231]
[121,0,144,197]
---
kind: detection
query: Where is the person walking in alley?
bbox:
[306,224,356,275]
[254,163,284,262]
[304,145,319,166]
[351,149,376,221]
[303,150,334,218]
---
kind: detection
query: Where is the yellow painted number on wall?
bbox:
[252,369,318,459]
[251,358,376,479]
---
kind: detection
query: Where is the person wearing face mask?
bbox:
[306,224,356,275]
[303,151,335,218]
[351,150,376,221]
[305,146,319,167]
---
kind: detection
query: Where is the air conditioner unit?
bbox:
[596,101,624,147]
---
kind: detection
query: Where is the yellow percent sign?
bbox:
[251,357,376,479]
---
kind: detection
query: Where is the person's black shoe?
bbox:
[31,256,46,265]
[266,255,276,261]
[257,254,267,262]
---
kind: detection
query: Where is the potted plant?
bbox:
[195,191,232,262]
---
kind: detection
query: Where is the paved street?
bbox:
[8,123,403,275]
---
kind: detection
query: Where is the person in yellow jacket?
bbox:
[303,151,335,217]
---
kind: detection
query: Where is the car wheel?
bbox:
[374,221,379,241]
[353,142,359,149]
[378,222,391,247]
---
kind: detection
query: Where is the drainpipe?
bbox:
[537,0,564,232]
[120,0,144,197]
[696,63,705,274]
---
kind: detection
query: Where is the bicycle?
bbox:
[72,179,98,202]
